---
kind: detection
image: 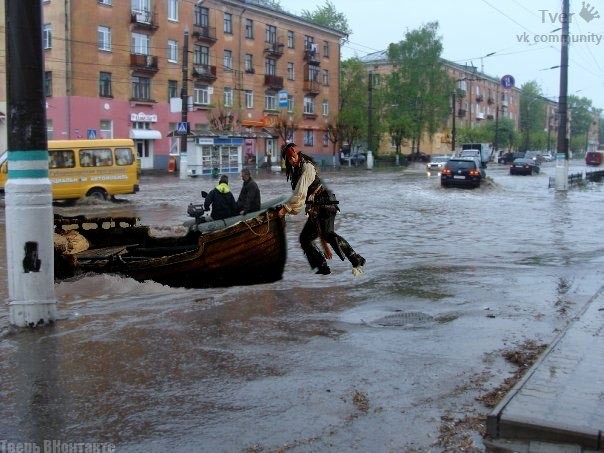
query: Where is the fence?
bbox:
[548,169,604,188]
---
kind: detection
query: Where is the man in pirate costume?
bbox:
[278,142,366,275]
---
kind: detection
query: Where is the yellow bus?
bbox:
[0,139,140,201]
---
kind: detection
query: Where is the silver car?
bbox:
[426,156,450,173]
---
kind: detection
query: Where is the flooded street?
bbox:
[1,161,604,452]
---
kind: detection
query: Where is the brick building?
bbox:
[0,0,345,170]
[360,51,561,156]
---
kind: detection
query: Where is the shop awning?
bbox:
[130,129,162,140]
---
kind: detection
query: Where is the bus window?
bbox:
[80,150,94,167]
[49,150,75,168]
[115,148,135,166]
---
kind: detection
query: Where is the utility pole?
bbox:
[5,0,57,327]
[367,70,373,155]
[179,28,189,179]
[555,0,570,191]
[451,90,456,153]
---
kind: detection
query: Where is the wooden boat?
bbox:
[53,195,289,288]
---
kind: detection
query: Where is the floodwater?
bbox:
[1,161,603,452]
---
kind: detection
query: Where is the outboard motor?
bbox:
[187,190,210,224]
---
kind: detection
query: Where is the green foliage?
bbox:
[568,95,595,151]
[300,0,351,36]
[336,58,369,151]
[519,81,546,151]
[382,22,453,154]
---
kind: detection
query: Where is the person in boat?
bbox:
[236,168,261,215]
[204,175,239,220]
[278,142,366,276]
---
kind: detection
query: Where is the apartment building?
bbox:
[0,0,345,171]
[361,51,530,156]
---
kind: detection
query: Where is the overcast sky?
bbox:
[278,0,604,110]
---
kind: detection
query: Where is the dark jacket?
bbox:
[204,182,238,220]
[237,178,261,214]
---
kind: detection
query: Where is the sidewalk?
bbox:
[485,285,604,452]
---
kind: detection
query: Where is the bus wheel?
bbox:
[87,188,107,200]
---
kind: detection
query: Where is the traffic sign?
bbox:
[87,129,97,139]
[278,90,288,108]
[500,74,515,90]
[176,122,189,135]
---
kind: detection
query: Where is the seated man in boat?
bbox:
[237,168,261,215]
[278,142,366,276]
[203,175,239,221]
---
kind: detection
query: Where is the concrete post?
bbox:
[5,0,57,327]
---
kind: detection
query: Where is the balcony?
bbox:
[130,54,159,74]
[457,108,466,118]
[264,74,283,90]
[193,25,217,44]
[264,41,284,58]
[303,80,321,95]
[476,94,484,102]
[245,67,255,74]
[130,9,159,31]
[192,64,217,82]
[487,97,495,104]
[487,114,494,120]
[303,48,320,66]
[456,88,466,98]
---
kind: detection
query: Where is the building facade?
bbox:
[0,0,344,170]
[361,51,544,156]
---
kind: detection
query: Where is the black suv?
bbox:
[441,158,482,188]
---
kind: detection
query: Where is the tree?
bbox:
[519,81,546,151]
[568,95,594,153]
[338,58,369,154]
[385,22,453,157]
[300,0,351,36]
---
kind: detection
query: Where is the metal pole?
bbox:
[5,0,57,327]
[367,70,373,155]
[451,90,456,153]
[555,0,570,191]
[179,29,189,179]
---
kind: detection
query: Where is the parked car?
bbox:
[340,151,367,166]
[426,155,449,173]
[440,158,482,188]
[585,151,604,166]
[541,152,554,162]
[524,151,544,164]
[498,151,525,164]
[510,158,540,175]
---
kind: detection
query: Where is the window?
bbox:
[43,24,52,49]
[322,69,329,86]
[322,40,330,58]
[168,80,178,100]
[167,39,178,63]
[46,120,54,141]
[308,65,319,82]
[265,58,276,76]
[304,96,315,115]
[223,50,232,70]
[245,54,254,73]
[115,148,135,165]
[287,62,294,80]
[99,72,112,97]
[245,19,254,39]
[98,0,112,5]
[265,93,277,111]
[265,25,277,44]
[80,148,113,167]
[304,35,314,50]
[44,71,52,97]
[98,26,111,51]
[131,76,151,100]
[322,132,329,147]
[224,87,233,107]
[168,0,178,21]
[304,130,314,146]
[287,30,294,48]
[49,150,75,169]
[224,13,232,34]
[287,95,294,113]
[195,6,209,27]
[100,120,113,139]
[245,90,254,108]
[194,45,210,65]
[322,100,329,116]
[131,32,150,55]
[194,84,211,105]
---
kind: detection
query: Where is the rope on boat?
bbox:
[243,212,272,236]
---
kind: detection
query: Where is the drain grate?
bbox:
[372,311,434,327]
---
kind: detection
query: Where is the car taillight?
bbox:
[524,164,529,169]
[469,169,480,176]
[442,168,452,175]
